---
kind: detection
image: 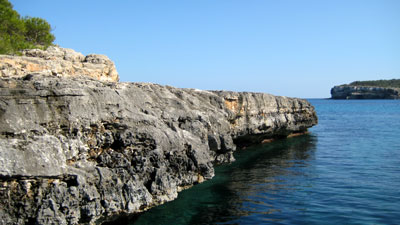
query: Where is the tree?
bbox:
[0,0,26,53]
[24,17,55,46]
[0,0,55,54]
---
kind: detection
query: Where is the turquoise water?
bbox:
[132,99,400,225]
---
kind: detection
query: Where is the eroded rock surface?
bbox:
[0,75,317,224]
[0,46,119,82]
[331,85,400,99]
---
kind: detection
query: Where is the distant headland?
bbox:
[331,79,400,99]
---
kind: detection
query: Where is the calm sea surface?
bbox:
[132,99,400,225]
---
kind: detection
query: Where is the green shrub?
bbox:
[0,0,55,54]
[347,79,400,88]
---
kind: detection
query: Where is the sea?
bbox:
[131,99,400,225]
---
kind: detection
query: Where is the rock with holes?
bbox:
[0,74,317,224]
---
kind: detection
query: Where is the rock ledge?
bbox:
[0,48,317,224]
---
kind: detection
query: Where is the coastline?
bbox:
[0,47,318,224]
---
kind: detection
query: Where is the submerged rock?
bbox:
[0,49,317,224]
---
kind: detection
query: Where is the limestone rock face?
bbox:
[0,75,317,224]
[331,86,400,99]
[0,46,119,82]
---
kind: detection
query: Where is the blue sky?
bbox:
[11,0,400,98]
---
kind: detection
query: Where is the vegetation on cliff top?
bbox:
[342,79,400,89]
[0,0,55,54]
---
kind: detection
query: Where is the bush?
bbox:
[348,79,400,88]
[0,0,55,54]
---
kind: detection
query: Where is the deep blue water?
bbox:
[132,99,400,225]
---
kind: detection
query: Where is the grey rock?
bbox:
[331,85,400,99]
[0,75,317,224]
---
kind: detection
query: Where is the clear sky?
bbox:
[11,0,400,98]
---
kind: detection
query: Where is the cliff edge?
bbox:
[0,47,317,224]
[331,79,400,99]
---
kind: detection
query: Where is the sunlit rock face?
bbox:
[0,46,119,82]
[0,54,317,224]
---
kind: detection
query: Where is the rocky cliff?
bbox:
[0,48,317,224]
[331,85,400,99]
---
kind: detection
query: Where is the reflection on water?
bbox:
[133,135,317,225]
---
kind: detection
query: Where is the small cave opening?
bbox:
[110,138,124,151]
[64,175,78,187]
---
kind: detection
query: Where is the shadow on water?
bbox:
[132,135,317,225]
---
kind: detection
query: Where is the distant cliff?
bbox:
[331,79,400,99]
[0,47,318,224]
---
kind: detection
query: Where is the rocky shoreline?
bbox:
[331,85,400,99]
[0,47,317,224]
